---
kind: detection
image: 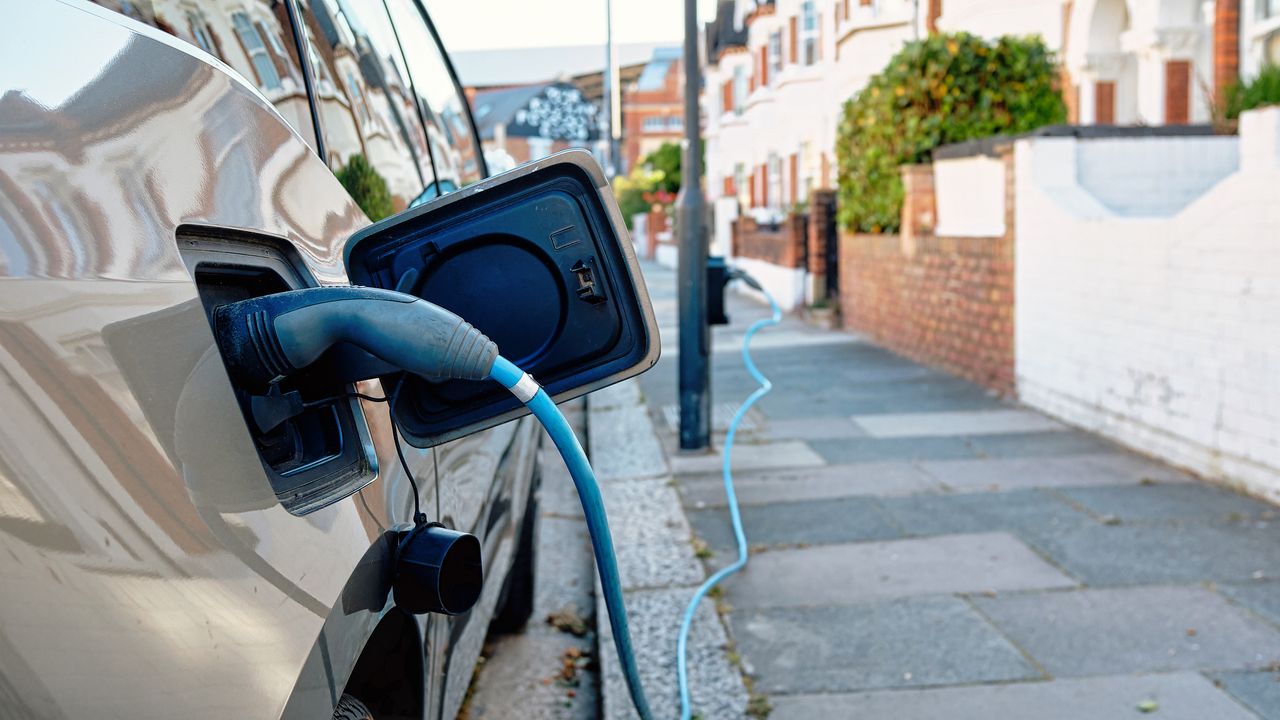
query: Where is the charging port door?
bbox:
[344,150,659,447]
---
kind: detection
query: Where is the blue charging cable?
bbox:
[676,278,780,720]
[491,276,778,720]
[490,356,655,720]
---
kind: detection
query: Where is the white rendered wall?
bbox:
[933,155,1006,237]
[729,256,808,312]
[1075,136,1238,216]
[1014,108,1280,500]
[936,0,1066,51]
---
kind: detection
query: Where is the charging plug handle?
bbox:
[213,286,497,391]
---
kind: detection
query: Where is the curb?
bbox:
[586,379,749,720]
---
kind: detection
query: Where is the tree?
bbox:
[836,32,1066,233]
[335,153,394,222]
[643,142,682,194]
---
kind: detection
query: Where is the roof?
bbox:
[634,47,682,92]
[471,82,601,142]
[705,0,747,63]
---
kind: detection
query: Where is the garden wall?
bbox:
[838,155,1016,394]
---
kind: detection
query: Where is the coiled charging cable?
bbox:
[490,356,655,720]
[676,274,780,720]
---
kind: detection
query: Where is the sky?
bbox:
[426,0,720,52]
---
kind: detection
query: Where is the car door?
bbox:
[0,1,528,718]
[290,1,537,716]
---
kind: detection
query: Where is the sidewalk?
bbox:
[629,260,1280,719]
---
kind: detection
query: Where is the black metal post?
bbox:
[677,0,710,450]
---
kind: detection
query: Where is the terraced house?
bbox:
[701,0,1280,299]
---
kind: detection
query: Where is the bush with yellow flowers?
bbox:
[836,32,1065,233]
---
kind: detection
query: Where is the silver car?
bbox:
[0,1,555,717]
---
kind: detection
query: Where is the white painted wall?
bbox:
[729,256,808,311]
[933,155,1006,237]
[1014,108,1280,500]
[936,0,1066,51]
[1075,136,1239,216]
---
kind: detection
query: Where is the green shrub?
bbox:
[1226,64,1280,119]
[644,142,683,194]
[836,32,1066,233]
[611,167,665,229]
[335,153,394,222]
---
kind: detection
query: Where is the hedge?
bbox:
[836,32,1066,233]
[1226,64,1280,120]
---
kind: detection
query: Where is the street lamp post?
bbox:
[677,0,710,450]
[604,0,622,175]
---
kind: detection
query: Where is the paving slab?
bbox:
[677,462,944,508]
[1220,580,1280,627]
[466,630,599,720]
[669,440,825,475]
[538,447,591,521]
[808,436,980,464]
[975,585,1280,676]
[533,517,597,622]
[969,430,1117,459]
[1023,520,1280,585]
[659,402,763,433]
[1055,483,1274,522]
[598,588,747,720]
[755,416,867,441]
[723,532,1077,609]
[588,404,668,482]
[879,488,1093,540]
[688,495,902,552]
[730,596,1040,694]
[916,454,1194,493]
[770,673,1260,720]
[852,409,1068,438]
[589,379,642,411]
[1216,670,1280,719]
[599,479,692,546]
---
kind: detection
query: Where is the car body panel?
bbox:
[0,2,533,718]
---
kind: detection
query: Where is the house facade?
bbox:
[621,47,686,171]
[703,0,1276,222]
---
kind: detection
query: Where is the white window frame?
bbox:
[800,1,819,66]
[732,65,747,114]
[768,31,783,80]
[767,152,782,209]
[231,11,282,91]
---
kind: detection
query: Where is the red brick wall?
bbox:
[837,151,1015,395]
[733,215,807,268]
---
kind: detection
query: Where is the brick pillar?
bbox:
[1214,0,1240,112]
[899,164,935,257]
[807,189,838,301]
[645,207,667,259]
[926,0,942,35]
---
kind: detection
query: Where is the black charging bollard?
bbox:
[393,523,483,615]
[707,256,730,326]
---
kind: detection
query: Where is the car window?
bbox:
[294,0,438,221]
[384,0,485,189]
[89,0,320,151]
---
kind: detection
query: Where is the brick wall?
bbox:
[732,215,807,268]
[1014,111,1279,498]
[838,155,1015,394]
